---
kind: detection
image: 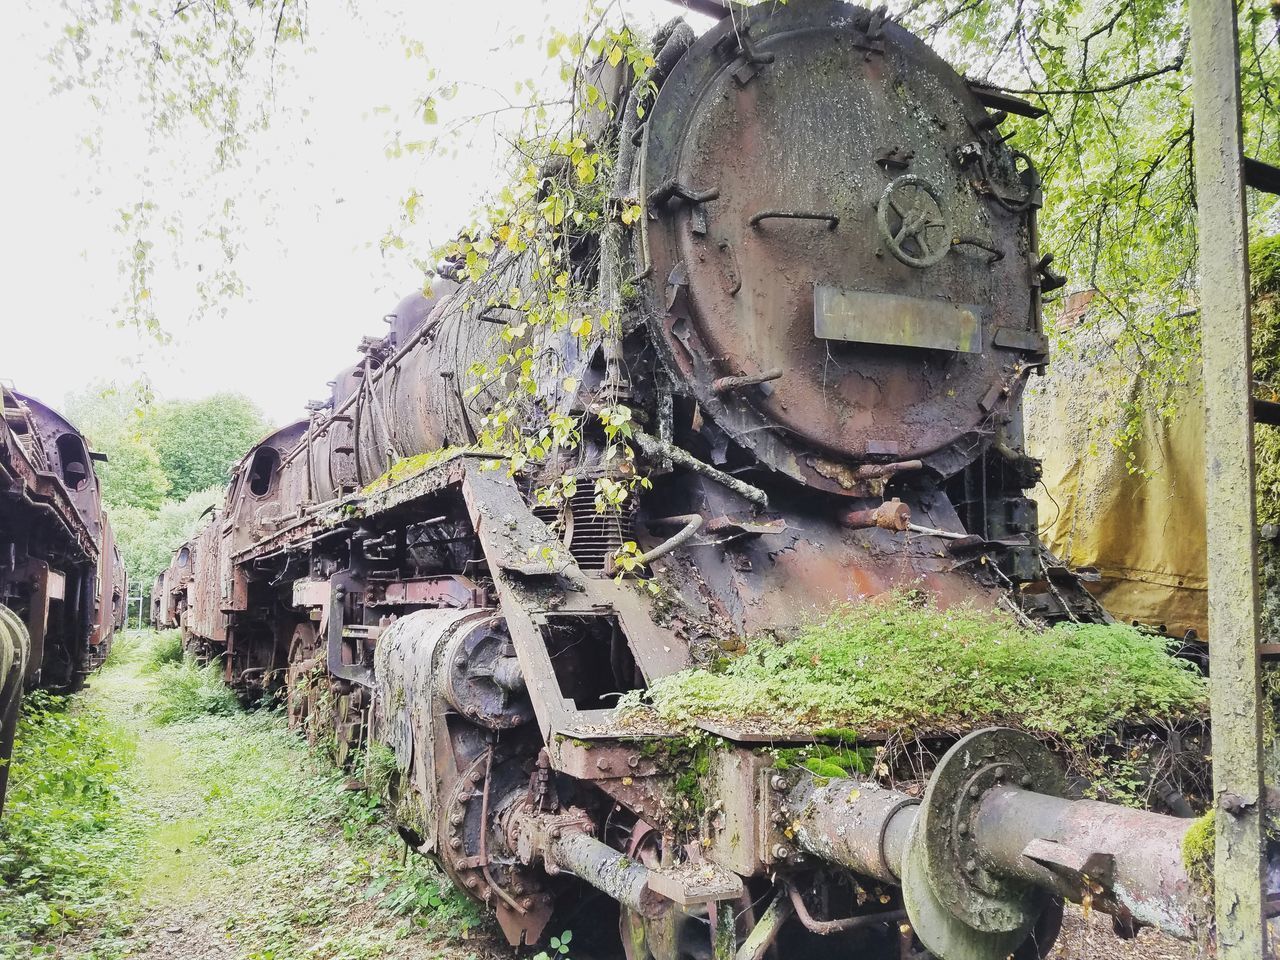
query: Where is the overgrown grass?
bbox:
[142,629,184,672]
[3,631,488,960]
[189,716,486,959]
[0,691,138,955]
[618,593,1207,751]
[102,629,145,668]
[148,659,241,724]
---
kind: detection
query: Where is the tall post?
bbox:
[1189,3,1268,956]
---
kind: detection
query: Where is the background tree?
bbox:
[65,384,171,511]
[65,383,270,591]
[893,0,1280,438]
[148,394,271,500]
[110,488,224,593]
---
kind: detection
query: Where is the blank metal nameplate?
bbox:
[813,285,985,353]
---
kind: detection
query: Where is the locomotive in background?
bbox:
[161,2,1252,958]
[0,384,126,812]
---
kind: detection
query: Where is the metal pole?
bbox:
[1189,3,1268,956]
[129,586,143,630]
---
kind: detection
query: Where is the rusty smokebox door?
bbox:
[639,0,1038,490]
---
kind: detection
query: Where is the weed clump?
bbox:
[617,594,1207,750]
[102,629,145,668]
[142,629,184,672]
[0,691,137,948]
[149,659,240,724]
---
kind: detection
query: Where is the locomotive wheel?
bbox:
[285,622,323,735]
[438,749,555,945]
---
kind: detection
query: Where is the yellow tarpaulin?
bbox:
[1025,331,1209,640]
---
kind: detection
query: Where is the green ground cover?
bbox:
[0,630,487,960]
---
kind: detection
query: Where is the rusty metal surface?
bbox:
[6,391,104,546]
[185,511,227,645]
[0,386,118,694]
[639,0,1044,493]
[223,420,310,559]
[0,389,100,561]
[90,513,126,664]
[1189,3,1270,956]
[0,385,121,813]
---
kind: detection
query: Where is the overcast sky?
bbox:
[1,1,711,429]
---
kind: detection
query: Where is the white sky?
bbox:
[1,0,711,428]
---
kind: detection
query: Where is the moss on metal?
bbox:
[617,593,1207,748]
[361,446,467,495]
[1181,810,1215,897]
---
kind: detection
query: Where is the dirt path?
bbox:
[33,637,497,960]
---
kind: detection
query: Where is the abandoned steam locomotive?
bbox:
[0,385,126,811]
[162,2,1230,957]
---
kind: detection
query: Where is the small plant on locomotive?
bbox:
[159,3,1268,958]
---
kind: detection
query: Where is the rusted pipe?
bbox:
[787,777,919,883]
[637,514,703,565]
[972,786,1204,939]
[786,883,906,935]
[546,830,670,919]
[839,499,911,532]
[713,369,783,395]
[853,460,923,480]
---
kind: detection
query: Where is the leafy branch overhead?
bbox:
[52,0,308,336]
[897,0,1279,415]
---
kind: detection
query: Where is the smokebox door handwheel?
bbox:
[877,175,953,269]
